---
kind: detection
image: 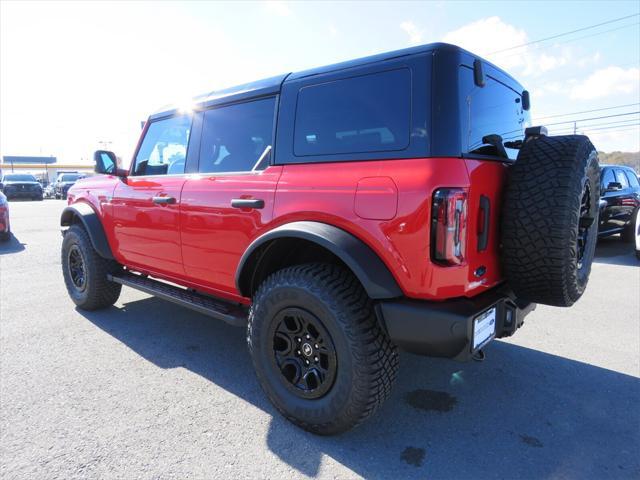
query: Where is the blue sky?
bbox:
[1,0,638,163]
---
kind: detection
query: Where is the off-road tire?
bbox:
[501,135,600,307]
[61,224,122,310]
[248,263,399,435]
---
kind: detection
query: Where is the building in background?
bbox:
[0,156,94,185]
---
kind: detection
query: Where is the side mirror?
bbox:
[606,181,623,191]
[0,182,4,190]
[94,150,126,177]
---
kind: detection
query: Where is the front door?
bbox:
[111,114,192,277]
[180,97,280,299]
[600,167,635,234]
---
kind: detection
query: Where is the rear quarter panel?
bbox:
[273,157,505,300]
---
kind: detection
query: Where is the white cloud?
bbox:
[264,1,292,17]
[444,17,526,62]
[328,24,338,38]
[570,66,640,100]
[442,16,569,77]
[576,51,601,68]
[400,21,423,45]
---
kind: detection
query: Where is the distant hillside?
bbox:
[598,151,639,171]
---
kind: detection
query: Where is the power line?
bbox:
[549,119,640,133]
[551,117,640,129]
[488,13,640,55]
[560,123,640,133]
[535,103,640,120]
[544,111,640,127]
[578,125,640,135]
[492,21,640,59]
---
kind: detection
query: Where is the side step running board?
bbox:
[108,272,247,327]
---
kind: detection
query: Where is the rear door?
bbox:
[458,64,529,290]
[180,97,281,298]
[111,114,193,277]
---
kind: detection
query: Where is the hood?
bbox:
[4,181,41,186]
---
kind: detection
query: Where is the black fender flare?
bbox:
[236,221,403,299]
[60,203,114,260]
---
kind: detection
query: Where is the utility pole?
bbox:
[573,122,577,134]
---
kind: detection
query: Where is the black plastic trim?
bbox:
[60,203,114,260]
[109,272,247,326]
[236,221,403,299]
[478,195,490,251]
[377,287,535,360]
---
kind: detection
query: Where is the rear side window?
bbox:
[614,169,629,188]
[293,69,411,156]
[624,170,639,188]
[459,66,528,160]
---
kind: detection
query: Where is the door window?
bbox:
[133,114,192,176]
[614,169,629,188]
[199,97,276,173]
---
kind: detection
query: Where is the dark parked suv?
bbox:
[598,164,640,242]
[0,173,43,200]
[54,173,85,199]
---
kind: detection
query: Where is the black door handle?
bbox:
[231,198,265,209]
[152,196,176,205]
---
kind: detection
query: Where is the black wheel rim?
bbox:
[577,180,594,269]
[270,307,337,399]
[68,244,87,291]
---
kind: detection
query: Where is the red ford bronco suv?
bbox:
[60,43,600,435]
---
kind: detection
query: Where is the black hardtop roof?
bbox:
[150,42,524,120]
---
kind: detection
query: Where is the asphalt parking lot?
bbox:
[1,200,639,479]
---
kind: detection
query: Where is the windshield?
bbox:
[60,174,82,182]
[3,174,37,182]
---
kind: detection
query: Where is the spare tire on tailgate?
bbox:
[501,135,600,307]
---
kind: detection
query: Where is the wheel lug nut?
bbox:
[296,337,301,342]
[296,350,301,355]
[314,356,318,362]
[314,344,318,349]
[305,359,309,365]
[306,334,310,339]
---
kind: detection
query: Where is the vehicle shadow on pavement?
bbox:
[0,234,26,255]
[80,299,640,480]
[594,236,638,267]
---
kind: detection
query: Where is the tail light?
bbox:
[431,188,467,265]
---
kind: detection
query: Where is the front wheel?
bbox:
[248,263,399,435]
[61,224,122,310]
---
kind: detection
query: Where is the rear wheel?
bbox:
[621,208,638,243]
[61,224,122,310]
[501,135,600,307]
[248,263,398,435]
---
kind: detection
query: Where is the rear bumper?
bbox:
[377,287,536,361]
